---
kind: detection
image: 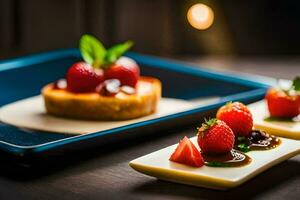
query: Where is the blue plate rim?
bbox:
[0,49,270,155]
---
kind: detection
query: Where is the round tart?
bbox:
[42,77,161,120]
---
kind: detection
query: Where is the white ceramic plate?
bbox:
[249,100,300,140]
[129,137,300,190]
[0,95,196,134]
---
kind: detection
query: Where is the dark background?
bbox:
[0,1,299,199]
[1,0,300,59]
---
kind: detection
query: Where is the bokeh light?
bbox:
[187,3,214,30]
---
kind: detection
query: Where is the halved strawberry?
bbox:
[169,136,204,167]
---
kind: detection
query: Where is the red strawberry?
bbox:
[216,102,253,136]
[197,119,234,154]
[104,57,140,87]
[169,136,204,167]
[266,88,300,118]
[66,62,104,93]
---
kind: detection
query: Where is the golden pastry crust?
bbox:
[42,76,161,120]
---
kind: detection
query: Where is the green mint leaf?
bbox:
[237,143,250,153]
[104,41,133,64]
[292,76,300,91]
[79,34,106,68]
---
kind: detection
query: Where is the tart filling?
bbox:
[43,77,161,121]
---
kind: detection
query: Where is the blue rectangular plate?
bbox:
[0,49,270,157]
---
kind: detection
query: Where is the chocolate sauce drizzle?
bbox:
[203,130,281,167]
[203,149,251,167]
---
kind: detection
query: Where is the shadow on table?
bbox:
[131,159,300,200]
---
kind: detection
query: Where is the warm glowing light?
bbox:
[187,3,214,30]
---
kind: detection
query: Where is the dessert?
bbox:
[265,77,300,120]
[169,102,281,168]
[170,118,250,168]
[42,34,161,120]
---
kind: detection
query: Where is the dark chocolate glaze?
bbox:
[203,149,252,167]
[248,135,281,150]
[203,130,281,167]
[235,130,281,152]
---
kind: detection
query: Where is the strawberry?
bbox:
[78,35,137,88]
[104,57,140,87]
[169,136,204,167]
[266,88,300,118]
[66,62,104,93]
[216,102,253,136]
[197,119,234,154]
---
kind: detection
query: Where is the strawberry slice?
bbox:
[169,136,204,167]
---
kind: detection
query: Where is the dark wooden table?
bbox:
[0,57,299,200]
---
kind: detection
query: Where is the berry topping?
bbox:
[105,79,121,94]
[66,62,104,93]
[53,79,67,90]
[265,78,300,118]
[66,34,137,93]
[249,130,268,142]
[96,79,121,96]
[235,130,279,152]
[170,136,204,167]
[96,79,137,96]
[197,119,235,155]
[104,57,140,87]
[216,102,253,136]
[249,130,262,142]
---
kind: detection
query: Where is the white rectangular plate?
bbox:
[129,137,300,190]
